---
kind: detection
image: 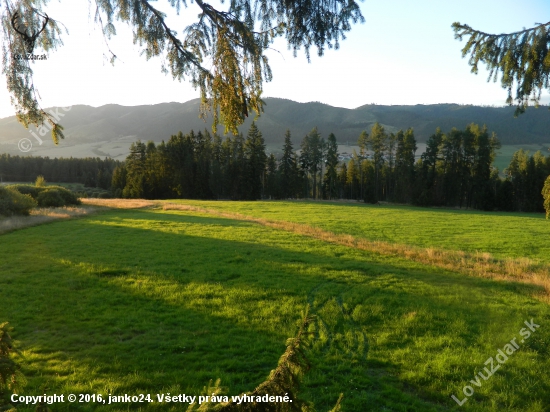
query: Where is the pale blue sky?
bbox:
[1,0,549,119]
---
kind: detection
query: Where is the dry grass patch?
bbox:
[0,206,99,235]
[0,199,156,235]
[81,198,156,209]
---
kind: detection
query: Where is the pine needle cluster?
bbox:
[1,0,363,139]
[187,307,344,412]
[453,20,550,115]
[0,323,25,412]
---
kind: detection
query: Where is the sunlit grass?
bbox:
[0,206,99,235]
[166,200,550,262]
[159,202,550,300]
[1,204,549,411]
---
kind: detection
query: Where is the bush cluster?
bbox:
[7,185,81,208]
[74,187,112,199]
[0,186,38,216]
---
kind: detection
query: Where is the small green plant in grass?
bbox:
[34,176,46,188]
[0,322,26,412]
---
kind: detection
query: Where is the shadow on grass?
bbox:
[1,209,549,411]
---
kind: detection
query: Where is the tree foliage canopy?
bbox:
[543,174,550,219]
[1,0,364,142]
[452,20,550,115]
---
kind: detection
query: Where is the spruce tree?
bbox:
[419,128,444,204]
[166,131,195,198]
[385,132,397,201]
[300,128,324,200]
[337,162,347,199]
[220,137,234,198]
[123,141,147,198]
[210,133,224,199]
[193,131,213,199]
[299,134,312,198]
[394,128,417,204]
[111,165,127,198]
[279,130,297,199]
[506,149,530,211]
[440,128,463,206]
[346,156,358,200]
[229,133,246,199]
[244,123,267,200]
[322,133,339,200]
[471,125,500,210]
[265,153,278,199]
[367,123,387,202]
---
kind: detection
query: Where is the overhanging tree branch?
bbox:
[1,0,364,142]
[453,21,550,116]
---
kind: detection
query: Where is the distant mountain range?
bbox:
[0,98,549,159]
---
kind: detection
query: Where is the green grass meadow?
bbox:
[1,202,550,411]
[167,200,550,263]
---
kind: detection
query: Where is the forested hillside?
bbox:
[0,99,549,159]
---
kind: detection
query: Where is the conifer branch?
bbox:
[452,21,550,115]
[2,0,363,140]
[186,307,344,412]
[0,322,26,411]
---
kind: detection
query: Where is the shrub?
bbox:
[50,187,81,206]
[8,184,41,199]
[8,185,81,208]
[0,186,38,216]
[36,189,65,208]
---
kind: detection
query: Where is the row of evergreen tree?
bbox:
[113,122,550,213]
[0,154,119,189]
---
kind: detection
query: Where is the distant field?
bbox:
[1,202,549,411]
[166,200,550,263]
[494,143,550,172]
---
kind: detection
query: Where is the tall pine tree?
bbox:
[244,122,267,200]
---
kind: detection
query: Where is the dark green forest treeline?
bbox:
[113,122,550,213]
[0,155,119,189]
[1,121,548,213]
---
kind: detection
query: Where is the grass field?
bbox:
[165,200,550,263]
[1,201,549,411]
